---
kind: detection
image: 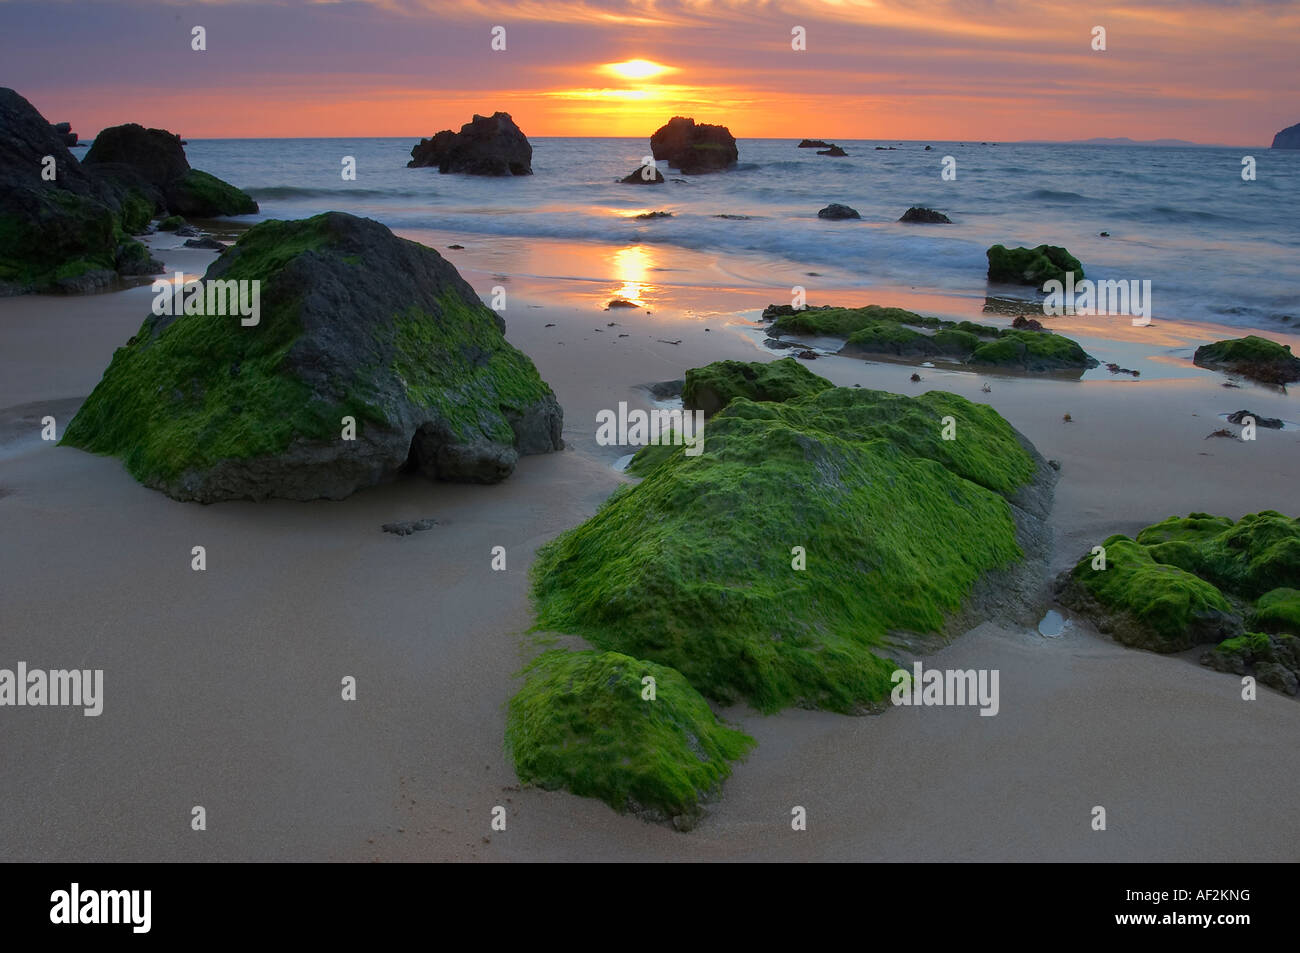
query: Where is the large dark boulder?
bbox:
[619,163,664,184]
[51,121,79,147]
[0,87,161,294]
[649,116,737,174]
[899,206,951,224]
[817,203,860,220]
[61,212,563,502]
[83,123,257,218]
[1271,122,1300,149]
[408,112,532,175]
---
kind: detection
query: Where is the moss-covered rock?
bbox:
[83,123,258,219]
[533,386,1053,713]
[1202,631,1299,695]
[1253,588,1300,635]
[682,357,832,416]
[0,88,161,293]
[1193,335,1300,384]
[505,650,753,828]
[970,329,1098,372]
[1058,511,1298,661]
[1137,510,1300,600]
[765,302,1095,372]
[157,215,186,231]
[61,212,562,502]
[986,244,1084,290]
[1056,536,1241,652]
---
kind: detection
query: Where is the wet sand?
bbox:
[1,231,1297,861]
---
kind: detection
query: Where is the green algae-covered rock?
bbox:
[765,302,1094,372]
[1137,511,1300,600]
[1058,511,1299,657]
[506,650,753,828]
[1193,335,1300,384]
[62,212,562,502]
[0,87,161,294]
[1253,588,1300,635]
[1202,631,1299,695]
[533,386,1054,714]
[970,328,1098,372]
[1056,536,1241,652]
[83,123,258,218]
[986,244,1084,289]
[682,357,832,416]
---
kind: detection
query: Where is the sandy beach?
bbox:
[1,228,1296,862]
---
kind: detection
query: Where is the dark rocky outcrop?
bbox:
[83,123,258,218]
[649,117,738,175]
[1194,336,1300,384]
[408,112,532,175]
[817,203,860,220]
[986,243,1084,290]
[0,88,163,295]
[1226,409,1284,429]
[1271,122,1300,149]
[61,212,563,502]
[51,121,78,147]
[619,164,664,184]
[797,139,830,148]
[899,206,951,224]
[817,145,847,156]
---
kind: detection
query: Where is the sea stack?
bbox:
[649,116,738,174]
[408,112,533,175]
[1270,122,1300,149]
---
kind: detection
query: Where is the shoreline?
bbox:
[1,226,1297,861]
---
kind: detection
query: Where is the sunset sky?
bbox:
[2,0,1296,144]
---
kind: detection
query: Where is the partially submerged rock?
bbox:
[83,123,258,217]
[505,650,754,828]
[619,164,664,184]
[766,303,1096,372]
[649,116,738,174]
[797,139,830,148]
[899,206,951,224]
[817,203,860,220]
[1271,122,1300,149]
[682,357,832,416]
[0,87,162,294]
[62,212,563,502]
[1193,336,1300,384]
[1057,511,1300,660]
[1226,409,1284,429]
[408,112,532,175]
[532,384,1056,713]
[986,243,1084,290]
[817,145,847,156]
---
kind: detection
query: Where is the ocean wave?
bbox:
[246,186,427,200]
[1023,189,1089,202]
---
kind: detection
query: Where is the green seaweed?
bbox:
[1252,588,1300,635]
[986,243,1084,289]
[970,329,1095,370]
[682,357,832,415]
[532,386,1037,713]
[505,649,753,823]
[170,169,258,216]
[1192,336,1300,384]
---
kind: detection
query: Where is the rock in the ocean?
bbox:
[620,165,664,184]
[1194,336,1300,384]
[817,145,847,156]
[182,236,226,250]
[533,382,1056,713]
[797,139,830,148]
[898,206,951,224]
[61,212,563,502]
[407,112,532,175]
[986,243,1084,290]
[817,203,861,220]
[0,87,161,294]
[83,123,258,218]
[1271,122,1300,149]
[649,116,738,175]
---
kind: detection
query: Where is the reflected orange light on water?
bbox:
[610,244,655,305]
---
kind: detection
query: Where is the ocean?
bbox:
[182,136,1300,328]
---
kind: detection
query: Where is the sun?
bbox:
[603,59,673,81]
